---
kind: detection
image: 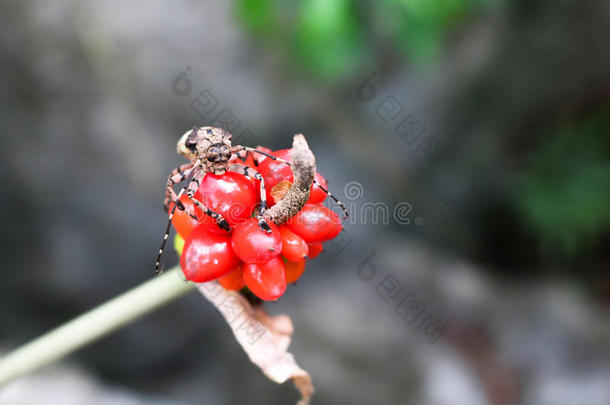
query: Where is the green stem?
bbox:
[0,267,195,386]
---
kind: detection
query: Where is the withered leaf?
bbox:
[197,282,314,405]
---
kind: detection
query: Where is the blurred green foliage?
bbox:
[236,0,607,261]
[379,0,501,62]
[236,0,501,81]
[295,0,365,81]
[516,110,610,255]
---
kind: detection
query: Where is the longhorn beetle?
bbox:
[156,126,348,274]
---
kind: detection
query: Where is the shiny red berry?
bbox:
[258,149,329,205]
[286,204,342,243]
[257,156,292,206]
[195,172,258,234]
[283,257,306,283]
[180,225,240,282]
[240,150,268,190]
[251,146,274,166]
[308,172,328,204]
[168,195,199,239]
[278,226,309,262]
[218,264,245,290]
[307,243,324,259]
[271,148,292,161]
[231,217,282,263]
[272,149,328,204]
[243,256,286,301]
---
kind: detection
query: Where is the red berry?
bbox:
[271,148,292,161]
[243,256,286,301]
[231,165,259,189]
[279,226,309,262]
[308,172,328,204]
[243,153,257,169]
[218,264,245,290]
[231,218,282,263]
[257,155,293,206]
[252,146,274,166]
[239,151,266,190]
[195,172,258,234]
[180,226,240,282]
[258,149,328,205]
[307,243,324,259]
[168,195,199,239]
[283,257,306,283]
[286,204,342,243]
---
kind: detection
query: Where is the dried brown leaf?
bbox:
[198,282,314,404]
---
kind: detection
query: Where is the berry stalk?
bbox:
[0,267,194,387]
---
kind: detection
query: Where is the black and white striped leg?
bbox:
[235,146,349,219]
[186,171,231,232]
[164,162,195,211]
[156,161,201,274]
[234,146,287,165]
[311,182,348,219]
[235,149,248,160]
[230,163,271,233]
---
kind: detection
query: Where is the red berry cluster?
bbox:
[171,147,342,301]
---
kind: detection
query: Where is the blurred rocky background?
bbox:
[0,0,609,404]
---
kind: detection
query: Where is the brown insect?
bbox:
[156,126,348,273]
